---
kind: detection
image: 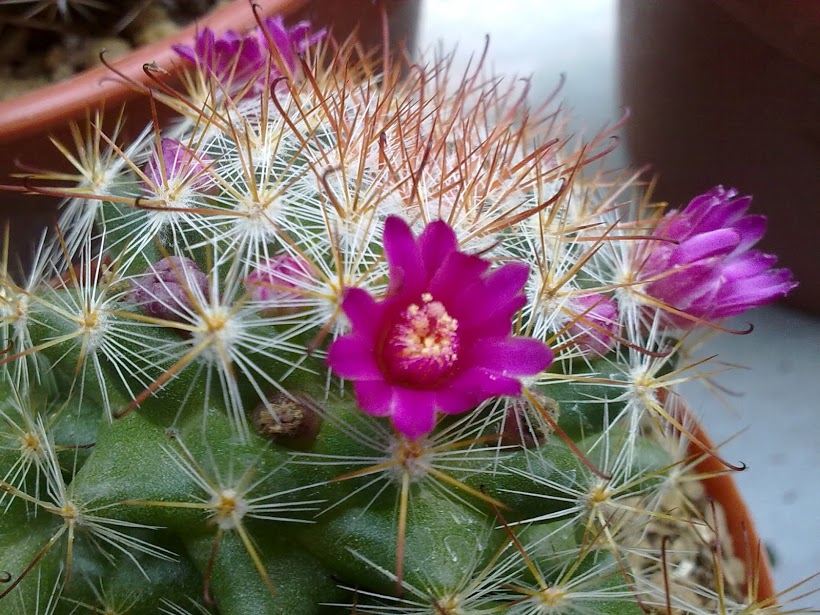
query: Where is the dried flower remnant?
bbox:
[637,186,797,327]
[327,216,553,440]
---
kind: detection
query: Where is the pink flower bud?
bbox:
[566,293,619,356]
[244,254,315,304]
[143,139,212,191]
[129,257,208,322]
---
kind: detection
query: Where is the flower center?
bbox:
[383,293,460,386]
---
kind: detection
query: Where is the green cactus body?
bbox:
[0,13,790,615]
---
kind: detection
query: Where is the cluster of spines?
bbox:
[0,25,814,615]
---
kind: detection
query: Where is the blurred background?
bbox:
[417,0,819,600]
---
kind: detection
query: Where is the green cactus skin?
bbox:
[0,20,772,615]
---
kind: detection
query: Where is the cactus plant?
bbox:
[0,9,806,615]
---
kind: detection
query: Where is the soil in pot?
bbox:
[0,0,225,100]
[624,399,779,614]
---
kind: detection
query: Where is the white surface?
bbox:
[419,0,820,603]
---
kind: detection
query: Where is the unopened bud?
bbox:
[566,293,619,356]
[500,392,560,448]
[143,138,213,191]
[244,254,314,306]
[128,256,208,322]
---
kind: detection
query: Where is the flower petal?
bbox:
[353,380,395,417]
[466,336,553,375]
[449,262,529,330]
[693,191,750,232]
[384,216,426,295]
[732,214,766,252]
[419,219,458,274]
[390,388,438,439]
[670,229,740,266]
[341,287,385,338]
[428,251,489,303]
[437,368,523,414]
[646,262,720,310]
[326,337,381,381]
[721,251,777,279]
[712,269,798,317]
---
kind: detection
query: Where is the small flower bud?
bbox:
[566,293,619,356]
[143,138,212,191]
[500,392,560,448]
[243,254,314,305]
[129,256,208,322]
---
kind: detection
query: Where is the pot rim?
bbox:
[683,409,777,602]
[0,0,308,145]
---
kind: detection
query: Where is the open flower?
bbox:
[638,186,797,327]
[172,17,326,92]
[327,217,553,440]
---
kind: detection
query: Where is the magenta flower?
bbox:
[257,17,327,74]
[327,217,553,440]
[129,257,208,322]
[172,17,325,91]
[172,28,267,85]
[566,293,619,356]
[639,186,797,326]
[143,139,212,191]
[244,254,314,303]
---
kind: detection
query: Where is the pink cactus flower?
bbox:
[327,217,553,440]
[639,186,797,327]
[172,18,325,91]
[244,254,314,304]
[566,293,619,356]
[257,16,327,74]
[173,28,265,84]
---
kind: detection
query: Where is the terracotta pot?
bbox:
[683,411,776,602]
[618,0,820,313]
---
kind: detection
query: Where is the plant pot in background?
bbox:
[618,0,820,313]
